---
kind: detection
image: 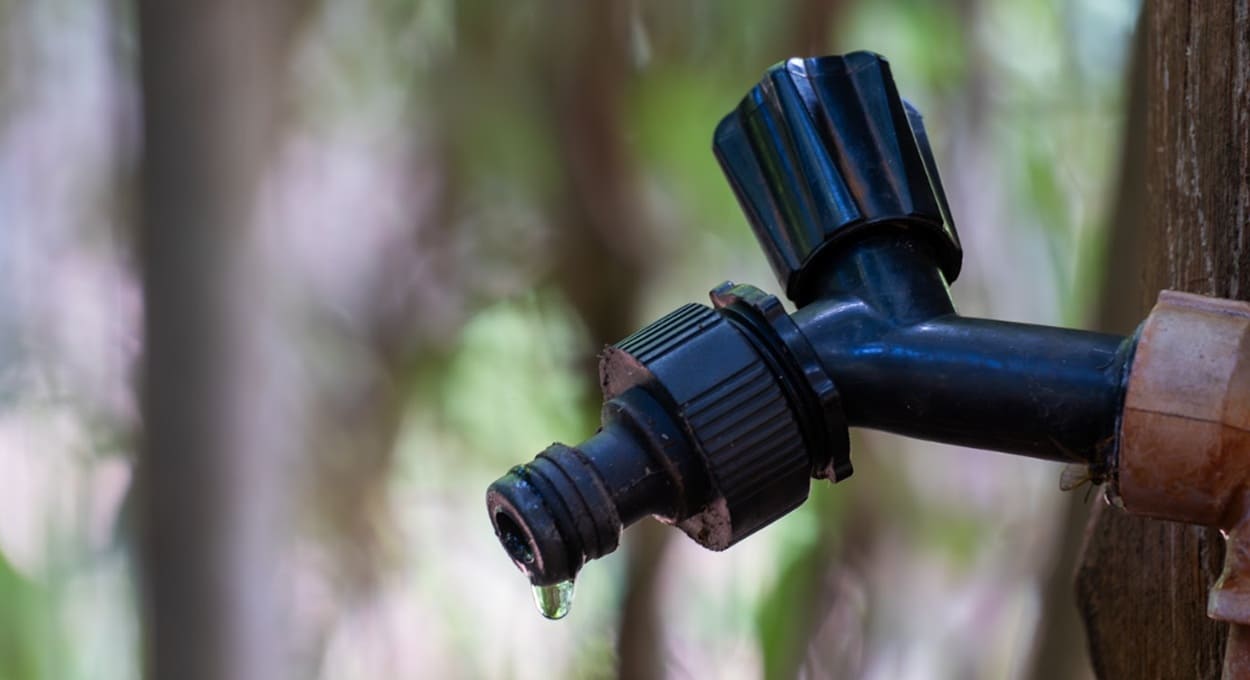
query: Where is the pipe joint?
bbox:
[1114,291,1250,624]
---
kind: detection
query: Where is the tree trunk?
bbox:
[137,4,301,680]
[1076,1,1250,677]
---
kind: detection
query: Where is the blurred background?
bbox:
[0,0,1140,678]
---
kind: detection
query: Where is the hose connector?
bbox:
[487,288,848,584]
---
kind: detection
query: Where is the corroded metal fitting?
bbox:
[1115,290,1250,623]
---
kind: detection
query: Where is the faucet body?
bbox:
[486,53,1250,677]
[486,52,1135,586]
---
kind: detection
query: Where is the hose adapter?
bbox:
[603,287,852,549]
[487,285,849,585]
[603,301,812,550]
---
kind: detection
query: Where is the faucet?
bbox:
[484,51,1250,670]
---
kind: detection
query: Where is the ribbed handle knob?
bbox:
[714,51,962,302]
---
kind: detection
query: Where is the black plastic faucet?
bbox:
[485,52,1133,588]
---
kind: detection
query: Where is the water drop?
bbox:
[532,580,575,620]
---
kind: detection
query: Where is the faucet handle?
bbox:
[713,51,962,303]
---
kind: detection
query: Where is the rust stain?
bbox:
[1118,290,1250,625]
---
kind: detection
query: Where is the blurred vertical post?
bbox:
[537,3,661,677]
[136,4,300,680]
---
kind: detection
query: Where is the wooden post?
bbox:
[1076,2,1250,677]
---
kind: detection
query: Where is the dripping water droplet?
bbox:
[532,580,575,620]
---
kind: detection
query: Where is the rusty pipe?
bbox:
[1111,290,1250,676]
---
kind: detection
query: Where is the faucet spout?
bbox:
[486,386,699,585]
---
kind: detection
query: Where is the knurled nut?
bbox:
[599,303,810,550]
[710,281,852,482]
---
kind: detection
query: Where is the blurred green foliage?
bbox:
[0,554,55,680]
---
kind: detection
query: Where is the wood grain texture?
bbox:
[1078,505,1227,678]
[1076,1,1250,677]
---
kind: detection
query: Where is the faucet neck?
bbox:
[797,227,956,325]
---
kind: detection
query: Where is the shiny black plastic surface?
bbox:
[714,52,961,304]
